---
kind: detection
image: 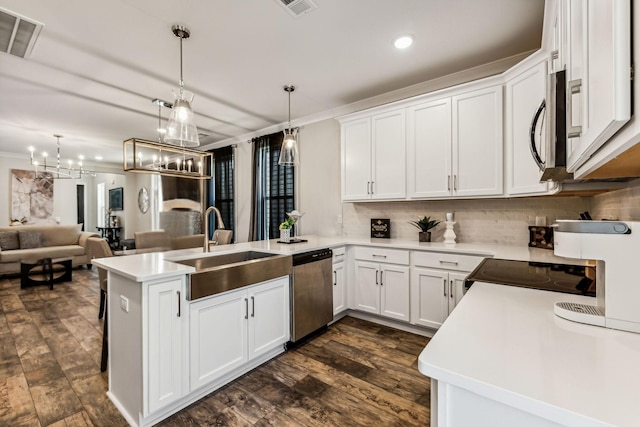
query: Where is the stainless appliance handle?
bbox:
[529,99,546,172]
[567,79,583,138]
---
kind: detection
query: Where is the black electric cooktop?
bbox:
[465,258,596,297]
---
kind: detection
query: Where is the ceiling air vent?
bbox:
[274,0,317,18]
[0,7,43,59]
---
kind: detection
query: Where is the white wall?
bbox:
[123,172,155,239]
[0,153,103,231]
[297,119,342,237]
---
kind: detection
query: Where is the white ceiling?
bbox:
[0,0,544,166]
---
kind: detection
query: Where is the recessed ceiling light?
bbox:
[394,35,414,49]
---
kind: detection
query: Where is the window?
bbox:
[250,132,295,241]
[210,146,235,241]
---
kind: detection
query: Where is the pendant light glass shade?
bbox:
[278,129,299,165]
[165,89,199,147]
[278,85,299,166]
[164,25,200,147]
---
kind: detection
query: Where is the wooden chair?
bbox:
[134,230,171,253]
[86,237,113,319]
[86,236,113,372]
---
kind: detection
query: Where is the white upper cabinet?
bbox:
[406,83,504,199]
[407,98,452,198]
[565,0,631,172]
[505,57,550,196]
[341,118,371,200]
[371,110,406,199]
[452,85,504,197]
[341,111,406,201]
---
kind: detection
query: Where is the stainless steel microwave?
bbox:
[530,69,574,182]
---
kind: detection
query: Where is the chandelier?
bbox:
[29,135,97,179]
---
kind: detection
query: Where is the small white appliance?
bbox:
[553,220,639,333]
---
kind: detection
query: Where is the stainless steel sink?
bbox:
[175,251,292,300]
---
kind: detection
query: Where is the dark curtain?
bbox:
[249,132,295,241]
[207,146,235,242]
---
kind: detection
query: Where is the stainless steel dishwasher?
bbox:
[290,248,333,343]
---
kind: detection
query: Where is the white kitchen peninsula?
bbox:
[94,236,588,426]
[418,282,640,427]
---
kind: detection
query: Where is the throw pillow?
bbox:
[18,231,43,249]
[0,231,19,250]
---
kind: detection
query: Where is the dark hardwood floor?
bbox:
[0,267,431,426]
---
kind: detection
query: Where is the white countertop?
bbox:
[93,235,583,282]
[418,282,640,427]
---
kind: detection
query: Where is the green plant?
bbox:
[409,216,440,232]
[279,217,296,230]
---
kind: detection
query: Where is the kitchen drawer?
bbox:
[333,246,346,263]
[353,246,409,265]
[412,251,485,272]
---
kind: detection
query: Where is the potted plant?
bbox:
[278,210,305,243]
[279,217,296,242]
[409,216,441,242]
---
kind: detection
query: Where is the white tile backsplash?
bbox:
[343,197,590,245]
[591,178,640,221]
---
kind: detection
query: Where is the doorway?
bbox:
[76,184,85,230]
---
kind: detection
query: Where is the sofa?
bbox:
[0,224,99,275]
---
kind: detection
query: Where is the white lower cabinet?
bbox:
[333,261,347,315]
[410,251,485,329]
[189,277,289,392]
[353,247,410,322]
[147,278,187,414]
[332,247,347,315]
[410,268,467,329]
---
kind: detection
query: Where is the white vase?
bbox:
[280,228,291,243]
[443,221,457,245]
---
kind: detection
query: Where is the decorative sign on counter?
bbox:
[528,226,554,249]
[371,218,390,238]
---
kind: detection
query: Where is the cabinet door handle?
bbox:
[380,271,383,286]
[453,175,457,191]
[372,254,387,258]
[371,181,374,194]
[177,291,181,317]
[251,296,255,317]
[443,279,447,297]
[375,270,379,285]
[439,260,459,266]
[450,281,454,299]
[244,298,248,319]
[447,175,451,191]
[567,79,583,138]
[333,271,337,286]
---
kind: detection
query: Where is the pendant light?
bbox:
[278,85,299,166]
[164,25,199,147]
